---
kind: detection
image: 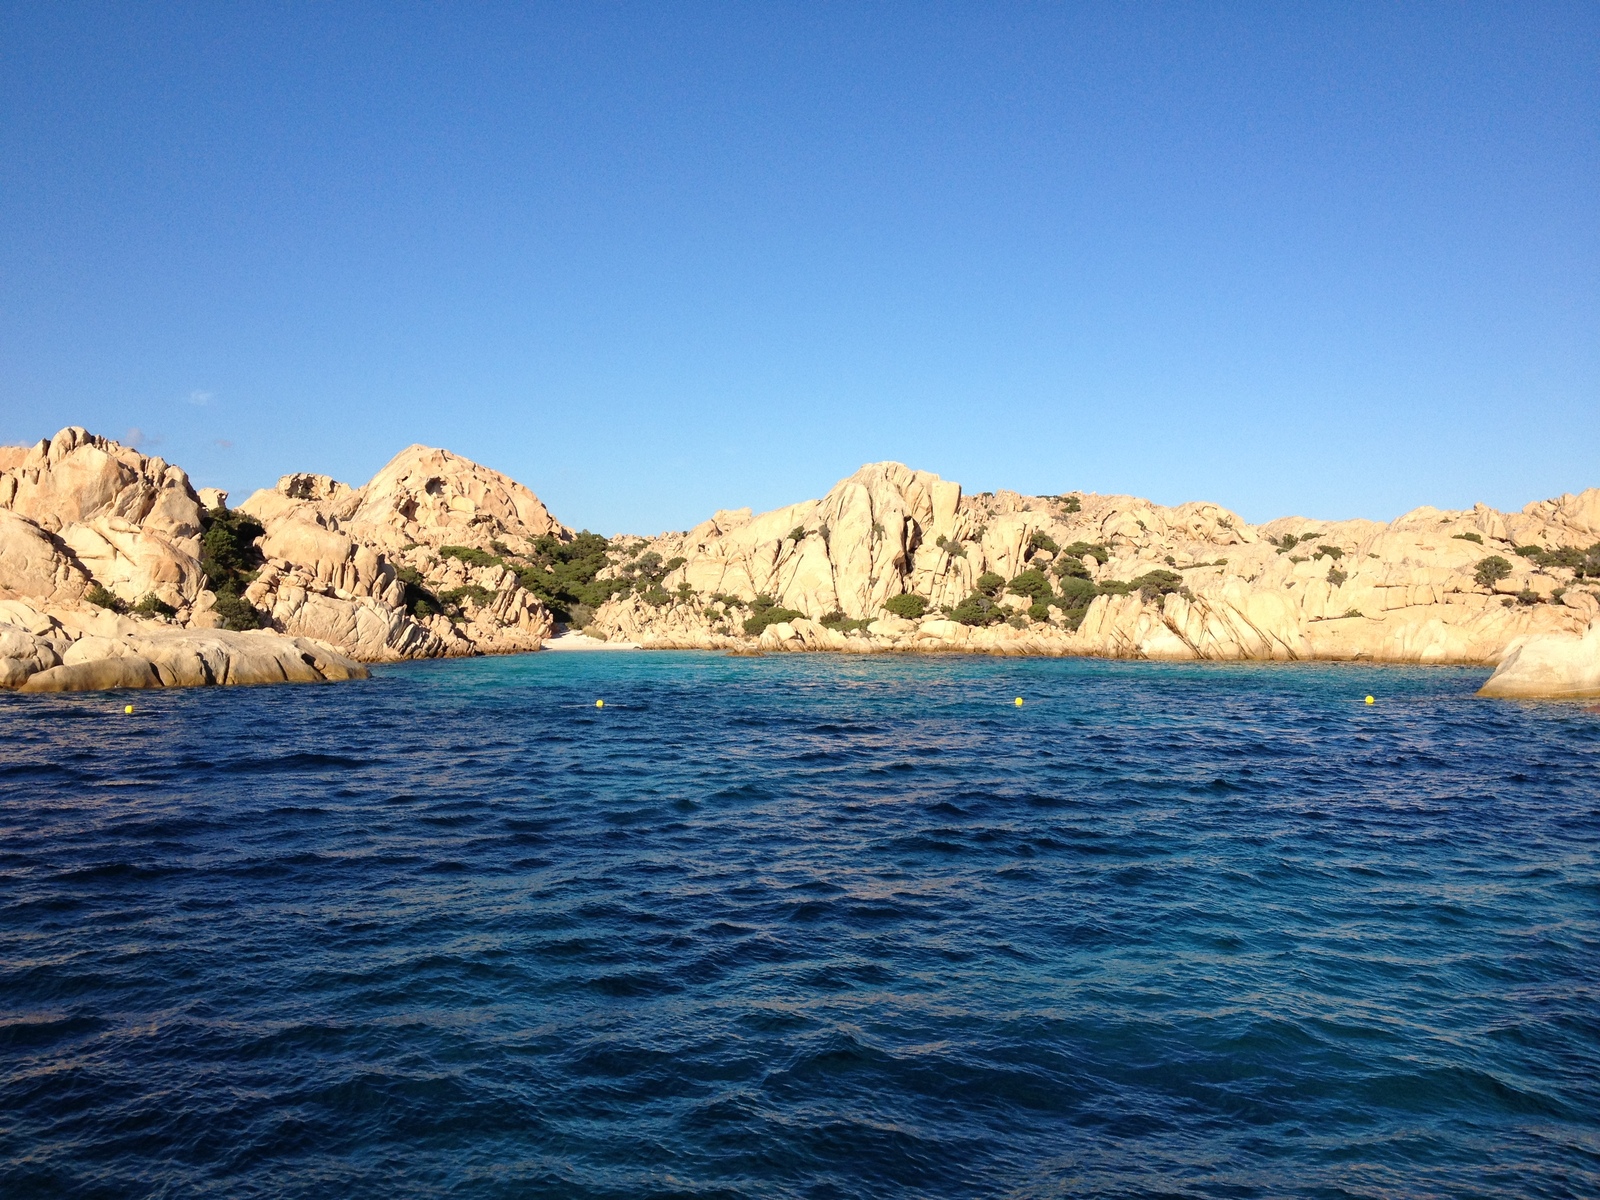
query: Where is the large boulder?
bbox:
[1478,620,1600,700]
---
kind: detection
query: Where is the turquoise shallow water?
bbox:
[1,652,1597,1198]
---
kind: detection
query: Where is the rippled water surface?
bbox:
[2,653,1598,1198]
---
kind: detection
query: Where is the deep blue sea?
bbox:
[2,652,1598,1199]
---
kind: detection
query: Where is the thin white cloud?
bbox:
[125,426,164,449]
[189,390,214,406]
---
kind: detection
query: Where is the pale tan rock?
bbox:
[21,655,162,692]
[1478,620,1600,699]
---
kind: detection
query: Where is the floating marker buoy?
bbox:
[1365,695,1375,705]
[1014,697,1024,707]
[595,699,604,708]
[124,704,134,715]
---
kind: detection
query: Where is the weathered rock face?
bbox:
[0,598,367,692]
[0,426,207,610]
[587,463,1600,667]
[1478,620,1600,699]
[236,444,563,660]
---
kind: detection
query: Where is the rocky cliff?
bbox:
[6,429,1598,694]
[0,428,368,690]
[585,461,1600,668]
[234,444,564,660]
[0,430,577,690]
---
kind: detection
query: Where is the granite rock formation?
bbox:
[586,462,1600,668]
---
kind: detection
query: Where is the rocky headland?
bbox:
[3,427,1597,696]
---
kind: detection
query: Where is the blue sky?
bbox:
[2,3,1595,534]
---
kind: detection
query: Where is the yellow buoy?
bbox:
[124,704,134,714]
[1014,697,1024,707]
[595,699,604,708]
[1365,695,1375,705]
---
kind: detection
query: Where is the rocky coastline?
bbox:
[3,426,1597,697]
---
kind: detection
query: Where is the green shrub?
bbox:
[1054,556,1091,580]
[1028,530,1058,555]
[1006,569,1054,602]
[975,572,1005,597]
[1057,495,1082,514]
[934,535,967,559]
[132,593,176,618]
[514,530,624,622]
[1128,569,1184,599]
[198,506,267,628]
[642,586,672,608]
[1057,576,1097,606]
[85,583,126,612]
[742,594,805,635]
[199,506,264,592]
[1514,587,1543,606]
[665,556,687,572]
[439,584,495,610]
[883,593,928,620]
[1452,532,1483,544]
[1327,567,1348,587]
[819,610,870,632]
[1027,599,1053,621]
[1316,545,1344,560]
[950,592,1009,626]
[1343,608,1364,618]
[439,545,502,569]
[212,591,264,631]
[394,565,443,619]
[1060,540,1109,564]
[1474,556,1512,588]
[788,526,807,542]
[1272,533,1302,553]
[1517,542,1600,576]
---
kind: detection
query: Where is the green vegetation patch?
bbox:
[1452,532,1483,544]
[1474,556,1513,589]
[743,594,805,636]
[950,592,1010,626]
[883,593,928,620]
[199,506,266,630]
[819,610,870,632]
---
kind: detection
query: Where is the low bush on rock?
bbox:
[743,594,805,635]
[212,592,265,631]
[1059,541,1109,565]
[133,593,176,618]
[1316,545,1344,560]
[439,584,495,612]
[934,535,967,559]
[1327,567,1349,587]
[975,572,1005,597]
[395,565,443,619]
[85,584,126,613]
[1515,542,1600,576]
[1006,570,1054,603]
[1028,531,1058,555]
[883,593,928,620]
[950,592,1009,626]
[1474,556,1512,588]
[440,545,500,569]
[1453,532,1483,544]
[819,610,870,632]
